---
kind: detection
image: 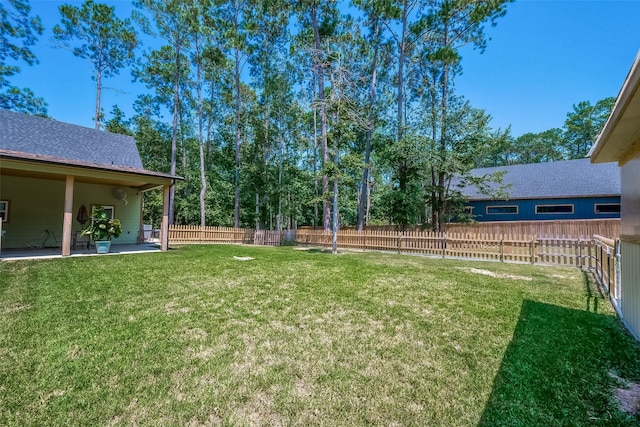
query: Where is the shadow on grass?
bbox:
[478,298,640,426]
[584,269,606,314]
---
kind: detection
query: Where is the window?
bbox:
[594,203,620,214]
[535,204,574,214]
[92,205,115,220]
[463,206,474,215]
[486,205,518,214]
[91,205,115,227]
[0,200,9,222]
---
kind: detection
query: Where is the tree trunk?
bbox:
[261,35,271,229]
[396,0,408,144]
[234,45,242,228]
[437,20,451,232]
[331,161,339,254]
[357,19,380,231]
[261,101,270,229]
[169,45,181,226]
[430,72,439,230]
[313,108,319,230]
[310,4,330,231]
[95,68,102,130]
[277,131,284,232]
[196,35,207,228]
[94,41,103,130]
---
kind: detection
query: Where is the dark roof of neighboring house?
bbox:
[0,109,143,169]
[461,158,620,200]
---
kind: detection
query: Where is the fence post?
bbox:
[442,233,446,259]
[499,237,504,262]
[615,239,621,304]
[596,244,604,282]
[530,237,536,264]
[578,238,583,268]
[397,231,401,254]
[607,246,611,291]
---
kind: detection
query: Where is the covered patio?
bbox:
[0,242,165,262]
[0,110,182,257]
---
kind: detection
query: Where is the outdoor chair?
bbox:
[72,231,91,250]
[26,229,62,249]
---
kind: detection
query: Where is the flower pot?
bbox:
[95,240,111,254]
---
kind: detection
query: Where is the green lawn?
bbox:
[1,245,639,426]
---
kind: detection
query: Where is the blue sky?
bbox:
[8,0,640,137]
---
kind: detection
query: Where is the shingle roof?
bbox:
[461,158,620,200]
[0,109,143,169]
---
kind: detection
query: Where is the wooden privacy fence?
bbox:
[444,219,620,239]
[169,225,254,244]
[297,229,538,262]
[168,226,619,278]
[333,219,621,239]
[169,225,285,246]
[296,229,603,266]
[593,234,621,310]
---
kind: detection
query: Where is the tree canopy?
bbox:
[53,0,139,129]
[7,0,619,232]
[0,0,47,115]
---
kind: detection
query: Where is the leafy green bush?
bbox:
[81,206,122,241]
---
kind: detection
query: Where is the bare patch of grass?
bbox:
[616,382,640,415]
[611,371,640,415]
[457,266,532,281]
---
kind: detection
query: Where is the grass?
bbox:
[1,245,639,426]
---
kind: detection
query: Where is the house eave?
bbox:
[0,149,182,188]
[590,50,640,164]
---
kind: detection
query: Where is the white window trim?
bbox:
[486,205,518,215]
[0,200,9,223]
[594,203,620,214]
[91,204,115,220]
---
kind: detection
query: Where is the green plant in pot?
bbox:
[82,207,122,253]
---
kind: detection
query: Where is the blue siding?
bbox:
[467,197,621,222]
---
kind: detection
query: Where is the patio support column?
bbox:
[161,184,170,251]
[62,175,74,256]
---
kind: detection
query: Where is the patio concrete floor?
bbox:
[0,242,163,261]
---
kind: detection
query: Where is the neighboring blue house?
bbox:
[459,158,620,222]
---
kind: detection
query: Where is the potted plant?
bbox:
[81,207,122,253]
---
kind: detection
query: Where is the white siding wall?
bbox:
[620,150,640,340]
[621,153,640,237]
[621,241,640,340]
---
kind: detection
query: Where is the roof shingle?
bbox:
[0,109,143,169]
[461,158,620,200]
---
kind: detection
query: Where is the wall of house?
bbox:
[621,153,640,238]
[0,175,141,249]
[620,151,640,340]
[467,196,621,222]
